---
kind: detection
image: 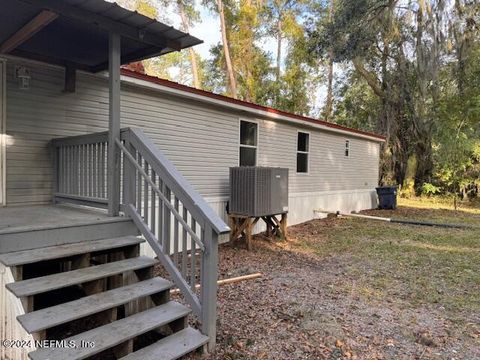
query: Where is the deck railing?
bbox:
[51,128,230,350]
[51,131,110,208]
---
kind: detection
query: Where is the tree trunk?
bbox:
[324,55,334,121]
[412,1,435,194]
[276,18,282,83]
[178,1,200,88]
[324,0,334,121]
[217,0,237,98]
[413,137,433,194]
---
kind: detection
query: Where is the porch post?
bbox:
[108,32,121,216]
[201,224,219,351]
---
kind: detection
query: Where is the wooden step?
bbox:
[17,278,172,334]
[120,327,209,360]
[0,236,144,267]
[7,256,157,298]
[29,302,191,360]
[0,217,139,254]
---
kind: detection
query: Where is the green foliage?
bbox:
[421,183,442,197]
[136,0,157,18]
[112,0,480,200]
[145,52,192,83]
[308,0,480,197]
[430,38,480,198]
[334,71,380,132]
[273,28,321,115]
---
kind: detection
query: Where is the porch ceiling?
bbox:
[0,0,202,72]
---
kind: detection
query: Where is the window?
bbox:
[345,140,350,157]
[296,132,309,173]
[239,120,257,166]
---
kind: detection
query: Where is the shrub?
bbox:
[421,183,442,197]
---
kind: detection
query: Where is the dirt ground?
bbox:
[188,200,480,360]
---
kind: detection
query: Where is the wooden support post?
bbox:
[151,289,170,306]
[228,216,235,241]
[123,244,140,259]
[108,31,121,216]
[280,213,288,240]
[201,224,218,351]
[123,133,136,208]
[32,330,46,342]
[245,218,253,251]
[230,213,288,248]
[113,339,133,358]
[51,143,58,204]
[108,251,125,291]
[11,266,23,281]
[164,186,172,255]
[64,63,76,93]
[266,221,272,238]
[21,296,34,313]
[83,279,104,295]
[12,266,35,313]
[134,265,154,282]
[229,213,287,249]
[131,266,154,313]
[71,253,90,270]
[96,307,117,325]
[169,316,188,333]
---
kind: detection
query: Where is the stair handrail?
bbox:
[118,127,229,351]
[123,128,230,235]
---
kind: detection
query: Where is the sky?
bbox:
[187,6,330,111]
[111,0,329,110]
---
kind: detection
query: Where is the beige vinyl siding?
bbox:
[257,119,379,193]
[0,60,5,206]
[5,59,380,206]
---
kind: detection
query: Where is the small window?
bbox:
[297,132,309,173]
[239,120,257,166]
[345,140,350,157]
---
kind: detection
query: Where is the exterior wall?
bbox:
[0,59,5,206]
[4,58,380,230]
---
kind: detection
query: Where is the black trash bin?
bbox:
[376,186,397,210]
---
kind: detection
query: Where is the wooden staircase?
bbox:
[0,234,208,359]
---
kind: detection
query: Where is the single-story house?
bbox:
[0,1,384,359]
[1,58,384,236]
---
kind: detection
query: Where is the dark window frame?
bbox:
[296,131,310,174]
[345,140,350,157]
[239,119,258,166]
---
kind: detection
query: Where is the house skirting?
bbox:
[140,189,377,257]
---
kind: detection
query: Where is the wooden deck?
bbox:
[0,205,138,254]
[0,204,112,234]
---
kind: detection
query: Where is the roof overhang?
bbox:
[0,0,202,73]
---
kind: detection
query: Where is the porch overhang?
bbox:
[0,0,202,72]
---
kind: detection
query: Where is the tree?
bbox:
[177,0,202,88]
[275,27,320,115]
[324,0,335,121]
[308,0,453,192]
[204,0,239,98]
[266,0,309,101]
[145,51,196,83]
[432,7,480,204]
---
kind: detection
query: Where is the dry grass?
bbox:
[398,196,480,215]
[189,198,480,359]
